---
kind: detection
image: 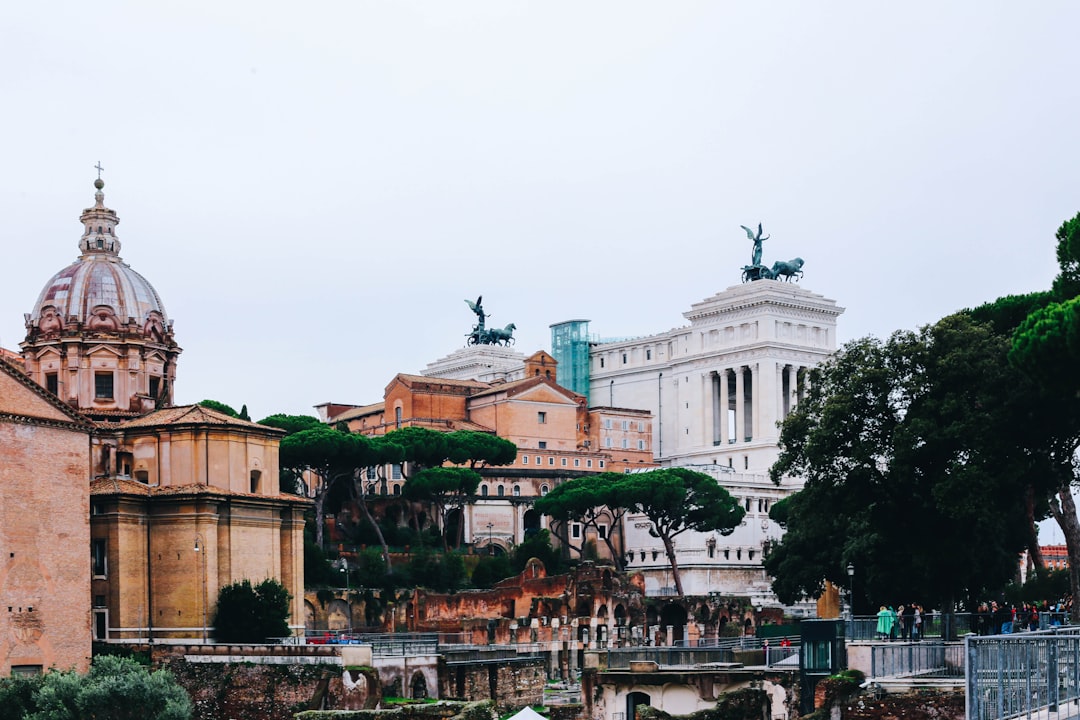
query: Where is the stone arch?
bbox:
[597,604,609,620]
[614,604,627,626]
[410,670,428,699]
[645,606,659,626]
[523,509,541,534]
[627,691,652,720]
[695,603,710,624]
[327,598,352,631]
[660,602,689,645]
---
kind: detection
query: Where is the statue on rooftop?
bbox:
[738,223,805,283]
[465,296,516,346]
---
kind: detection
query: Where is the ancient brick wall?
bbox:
[440,658,546,711]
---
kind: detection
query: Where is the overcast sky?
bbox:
[3,2,1078,439]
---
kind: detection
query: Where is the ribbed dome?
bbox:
[26,179,171,338]
[30,258,168,329]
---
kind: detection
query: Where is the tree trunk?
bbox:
[661,534,683,596]
[314,490,328,550]
[1025,486,1046,576]
[357,491,393,573]
[1050,480,1080,622]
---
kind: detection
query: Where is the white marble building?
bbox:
[589,279,843,599]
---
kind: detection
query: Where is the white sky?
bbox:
[3,1,1078,440]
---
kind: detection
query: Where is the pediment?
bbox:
[510,383,579,406]
[32,346,62,362]
[85,344,125,358]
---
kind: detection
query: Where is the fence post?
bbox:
[1049,635,1059,712]
[965,635,977,720]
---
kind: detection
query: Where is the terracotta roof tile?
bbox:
[115,404,284,432]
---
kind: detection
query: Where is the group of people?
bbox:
[972,600,1065,635]
[874,604,927,641]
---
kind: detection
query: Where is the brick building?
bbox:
[2,177,309,658]
[318,350,656,560]
[0,357,94,674]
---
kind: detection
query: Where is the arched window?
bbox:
[481,485,488,497]
[497,485,505,497]
[513,485,521,497]
[540,484,549,496]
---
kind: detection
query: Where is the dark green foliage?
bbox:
[471,554,513,588]
[0,655,192,720]
[212,578,292,643]
[0,673,43,720]
[197,399,238,417]
[403,548,467,592]
[305,538,337,586]
[1053,212,1080,300]
[258,413,323,435]
[510,529,563,575]
[767,315,1056,609]
[238,404,250,421]
[444,431,518,468]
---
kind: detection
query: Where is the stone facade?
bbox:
[587,281,843,602]
[440,658,546,711]
[0,357,94,674]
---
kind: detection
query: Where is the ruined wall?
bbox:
[440,658,547,711]
[163,659,381,720]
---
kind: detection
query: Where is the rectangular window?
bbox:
[622,353,627,364]
[561,458,567,466]
[522,455,529,465]
[574,458,580,467]
[395,407,402,425]
[391,464,402,480]
[45,373,58,395]
[548,457,554,465]
[571,523,582,539]
[148,376,160,399]
[535,456,541,465]
[367,466,377,479]
[538,441,547,449]
[92,539,107,577]
[586,459,593,468]
[94,610,108,640]
[598,460,605,468]
[605,437,612,448]
[638,422,646,432]
[646,349,652,360]
[598,525,608,540]
[621,420,629,431]
[637,439,646,450]
[622,438,629,449]
[604,419,612,430]
[94,372,114,400]
[537,411,546,424]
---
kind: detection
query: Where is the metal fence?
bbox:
[606,638,799,669]
[870,641,965,679]
[965,626,1080,720]
[849,613,1070,642]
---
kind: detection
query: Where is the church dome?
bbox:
[26,179,172,341]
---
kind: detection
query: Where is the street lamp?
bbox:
[846,563,855,620]
[193,535,207,643]
[486,522,494,555]
[340,557,350,591]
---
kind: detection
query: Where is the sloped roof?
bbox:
[116,404,284,433]
[0,355,95,430]
[469,375,583,403]
[389,373,491,391]
[329,401,386,423]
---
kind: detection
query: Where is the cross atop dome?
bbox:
[79,172,122,258]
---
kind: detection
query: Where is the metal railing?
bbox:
[848,613,1070,642]
[965,626,1080,720]
[606,637,799,669]
[870,641,965,679]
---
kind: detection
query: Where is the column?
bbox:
[734,367,745,443]
[711,372,722,446]
[719,370,729,444]
[787,365,798,415]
